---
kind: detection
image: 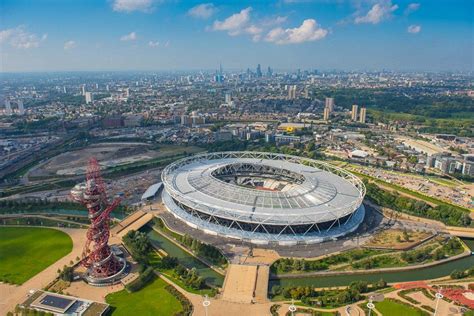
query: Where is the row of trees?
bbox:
[365,181,471,227]
[178,234,227,267]
[123,230,152,265]
[271,249,380,273]
[271,280,387,307]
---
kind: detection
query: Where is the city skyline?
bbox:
[1,0,472,72]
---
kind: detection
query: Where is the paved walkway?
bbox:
[0,228,87,315]
[221,264,258,303]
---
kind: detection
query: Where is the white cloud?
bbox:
[112,0,155,13]
[120,32,137,41]
[407,24,421,34]
[148,40,159,47]
[354,1,398,24]
[405,3,420,15]
[0,26,47,49]
[188,3,216,19]
[64,40,76,50]
[212,7,252,36]
[265,19,327,44]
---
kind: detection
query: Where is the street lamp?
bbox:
[288,299,296,316]
[434,289,443,316]
[367,298,375,316]
[202,294,210,316]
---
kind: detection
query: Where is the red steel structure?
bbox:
[71,158,123,280]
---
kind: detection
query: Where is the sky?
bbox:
[0,0,472,72]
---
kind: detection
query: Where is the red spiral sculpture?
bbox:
[71,157,122,279]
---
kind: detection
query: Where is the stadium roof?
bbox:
[163,151,365,225]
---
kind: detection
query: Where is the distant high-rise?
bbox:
[63,86,67,94]
[256,64,262,78]
[323,107,330,121]
[125,88,130,98]
[325,97,334,112]
[288,85,297,99]
[351,104,358,121]
[5,100,12,115]
[359,107,367,123]
[106,84,110,92]
[225,93,232,104]
[85,92,93,104]
[95,83,99,90]
[81,84,86,96]
[266,66,272,77]
[18,100,24,115]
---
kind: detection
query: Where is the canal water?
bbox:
[143,226,224,287]
[12,209,126,219]
[270,238,474,288]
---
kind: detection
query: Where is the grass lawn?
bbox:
[0,227,73,284]
[375,299,428,316]
[106,277,183,316]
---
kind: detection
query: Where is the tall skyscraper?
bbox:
[288,85,297,99]
[323,107,330,121]
[266,66,272,77]
[359,107,367,123]
[325,97,334,112]
[256,64,262,78]
[351,104,358,121]
[18,100,24,115]
[125,88,130,98]
[106,84,110,92]
[63,86,67,94]
[5,100,12,115]
[85,92,93,104]
[81,84,86,96]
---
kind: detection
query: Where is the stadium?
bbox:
[161,151,366,245]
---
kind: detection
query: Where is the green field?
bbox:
[375,299,428,316]
[0,227,73,284]
[106,277,183,315]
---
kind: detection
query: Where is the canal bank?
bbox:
[143,226,224,287]
[270,238,474,288]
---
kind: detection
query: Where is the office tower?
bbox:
[81,84,86,96]
[63,86,67,94]
[256,64,262,78]
[5,100,12,115]
[323,107,330,121]
[225,93,232,104]
[95,83,99,90]
[266,66,272,77]
[359,107,367,123]
[325,97,334,112]
[18,100,25,115]
[106,84,110,92]
[125,88,130,98]
[85,92,93,104]
[288,85,297,99]
[351,104,358,121]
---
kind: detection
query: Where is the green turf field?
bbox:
[375,299,428,316]
[106,277,183,315]
[0,227,73,284]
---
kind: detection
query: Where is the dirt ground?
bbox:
[365,228,432,250]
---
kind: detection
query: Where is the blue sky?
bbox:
[0,0,472,72]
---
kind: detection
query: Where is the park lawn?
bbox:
[0,227,73,284]
[106,277,183,316]
[375,299,428,316]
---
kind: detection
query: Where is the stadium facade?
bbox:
[162,152,366,245]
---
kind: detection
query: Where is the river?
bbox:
[270,238,474,288]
